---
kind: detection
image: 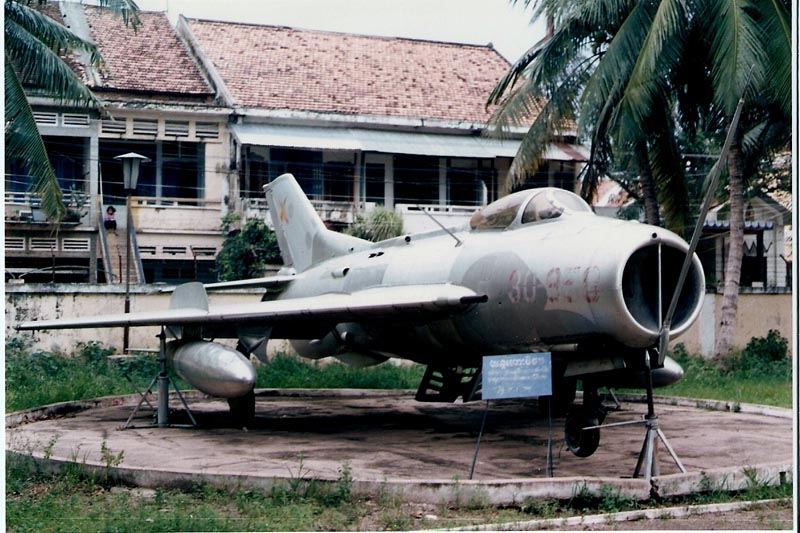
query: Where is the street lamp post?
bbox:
[114,152,150,354]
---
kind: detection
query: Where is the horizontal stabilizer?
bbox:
[159,274,299,293]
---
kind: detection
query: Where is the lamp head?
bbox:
[114,152,151,192]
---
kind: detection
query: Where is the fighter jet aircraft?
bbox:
[17,172,704,458]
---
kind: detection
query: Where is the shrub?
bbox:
[743,329,788,363]
[215,218,282,281]
[346,206,404,242]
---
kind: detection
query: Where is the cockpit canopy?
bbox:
[469,188,592,231]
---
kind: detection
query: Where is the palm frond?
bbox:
[646,100,690,235]
[700,0,764,115]
[498,70,586,191]
[614,0,686,142]
[757,0,791,115]
[5,16,99,106]
[5,1,101,64]
[5,57,65,221]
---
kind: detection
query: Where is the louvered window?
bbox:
[195,122,219,139]
[163,246,187,255]
[132,119,158,136]
[165,120,190,137]
[33,112,58,126]
[62,238,91,252]
[101,119,127,134]
[5,238,25,251]
[62,114,90,127]
[30,238,58,251]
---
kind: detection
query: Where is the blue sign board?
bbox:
[482,352,552,400]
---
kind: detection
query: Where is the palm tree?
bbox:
[487,0,692,234]
[489,0,791,356]
[698,0,791,357]
[4,0,140,221]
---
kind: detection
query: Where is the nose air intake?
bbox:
[621,244,704,338]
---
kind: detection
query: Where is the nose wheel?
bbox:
[564,385,606,457]
[565,410,600,457]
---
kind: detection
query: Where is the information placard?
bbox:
[482,352,552,400]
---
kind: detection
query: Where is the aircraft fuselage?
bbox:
[277,209,703,369]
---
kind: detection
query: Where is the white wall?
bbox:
[7,285,792,358]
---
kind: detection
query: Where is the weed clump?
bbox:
[5,338,160,412]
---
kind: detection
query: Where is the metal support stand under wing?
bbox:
[122,327,197,429]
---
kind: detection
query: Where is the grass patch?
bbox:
[256,353,424,390]
[6,451,369,532]
[5,338,166,413]
[659,342,792,408]
[5,337,424,413]
[7,451,792,532]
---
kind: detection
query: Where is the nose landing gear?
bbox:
[564,385,606,457]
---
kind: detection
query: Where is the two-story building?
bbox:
[7,5,231,284]
[6,4,588,284]
[177,17,586,233]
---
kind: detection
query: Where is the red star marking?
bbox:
[279,198,289,224]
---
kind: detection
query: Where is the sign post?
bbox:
[470,352,553,478]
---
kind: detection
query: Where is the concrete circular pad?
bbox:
[6,390,793,504]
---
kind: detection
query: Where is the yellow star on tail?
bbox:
[279,198,289,224]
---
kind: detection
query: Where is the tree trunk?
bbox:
[714,132,745,358]
[635,141,661,226]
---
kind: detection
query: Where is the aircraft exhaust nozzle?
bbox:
[619,241,705,345]
[168,341,256,399]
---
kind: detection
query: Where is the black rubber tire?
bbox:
[565,410,601,458]
[227,389,255,427]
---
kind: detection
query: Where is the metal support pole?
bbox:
[631,349,685,479]
[469,401,490,480]
[123,194,131,353]
[157,330,169,427]
[546,396,554,478]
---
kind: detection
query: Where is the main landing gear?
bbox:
[227,389,256,427]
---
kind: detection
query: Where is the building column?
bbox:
[384,156,394,210]
[87,134,99,284]
[353,151,363,210]
[439,157,447,206]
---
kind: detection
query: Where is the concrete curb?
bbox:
[609,393,792,419]
[441,498,793,531]
[6,391,794,505]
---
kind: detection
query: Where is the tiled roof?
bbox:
[186,20,511,123]
[84,7,211,96]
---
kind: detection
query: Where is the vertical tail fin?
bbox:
[264,173,369,272]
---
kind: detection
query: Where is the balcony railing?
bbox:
[242,197,361,225]
[5,191,88,225]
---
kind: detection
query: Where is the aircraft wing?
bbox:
[16,284,487,332]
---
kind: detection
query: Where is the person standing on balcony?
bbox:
[104,205,117,233]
